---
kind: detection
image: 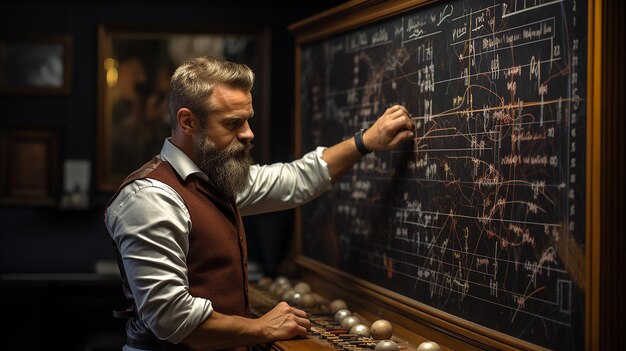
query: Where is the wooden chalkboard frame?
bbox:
[290,0,601,350]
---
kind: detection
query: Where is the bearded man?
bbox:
[105,56,414,351]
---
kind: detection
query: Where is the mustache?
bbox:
[227,140,253,156]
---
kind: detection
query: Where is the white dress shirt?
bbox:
[105,138,332,347]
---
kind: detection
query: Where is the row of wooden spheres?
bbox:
[257,277,440,351]
[332,303,441,351]
[259,277,327,309]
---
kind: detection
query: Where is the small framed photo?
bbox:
[0,35,72,95]
[0,127,61,206]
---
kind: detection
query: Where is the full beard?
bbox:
[195,135,253,199]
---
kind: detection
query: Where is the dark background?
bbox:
[0,1,345,350]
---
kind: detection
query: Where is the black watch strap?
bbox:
[354,128,371,155]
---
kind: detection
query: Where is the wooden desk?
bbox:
[272,337,336,351]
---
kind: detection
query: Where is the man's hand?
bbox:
[182,301,310,349]
[256,301,311,342]
[362,105,414,151]
[321,104,415,182]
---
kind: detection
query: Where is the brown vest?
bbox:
[108,156,249,351]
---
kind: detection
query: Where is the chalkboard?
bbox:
[297,1,587,350]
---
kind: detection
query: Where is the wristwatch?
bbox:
[354,128,372,155]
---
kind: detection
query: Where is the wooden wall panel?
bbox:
[600,0,625,349]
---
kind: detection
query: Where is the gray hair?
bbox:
[168,56,255,130]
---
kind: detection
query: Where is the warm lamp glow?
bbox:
[104,58,119,88]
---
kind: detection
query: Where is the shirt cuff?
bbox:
[314,146,332,189]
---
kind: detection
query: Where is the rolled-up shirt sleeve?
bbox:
[106,179,213,344]
[237,147,332,216]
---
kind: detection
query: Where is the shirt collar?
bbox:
[159,138,209,182]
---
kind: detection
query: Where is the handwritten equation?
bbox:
[300,0,586,349]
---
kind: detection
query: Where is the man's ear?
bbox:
[177,108,196,135]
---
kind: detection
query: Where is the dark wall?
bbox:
[0,1,345,274]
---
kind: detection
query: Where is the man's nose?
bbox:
[238,120,254,142]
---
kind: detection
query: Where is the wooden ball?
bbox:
[334,309,352,323]
[276,284,292,297]
[299,293,316,308]
[370,319,393,340]
[417,341,441,351]
[281,290,296,304]
[374,340,399,351]
[291,292,302,305]
[350,324,370,337]
[294,282,311,294]
[330,299,348,313]
[341,315,361,329]
[275,276,290,286]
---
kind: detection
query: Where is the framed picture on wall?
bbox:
[0,35,72,95]
[0,127,60,206]
[96,23,270,192]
